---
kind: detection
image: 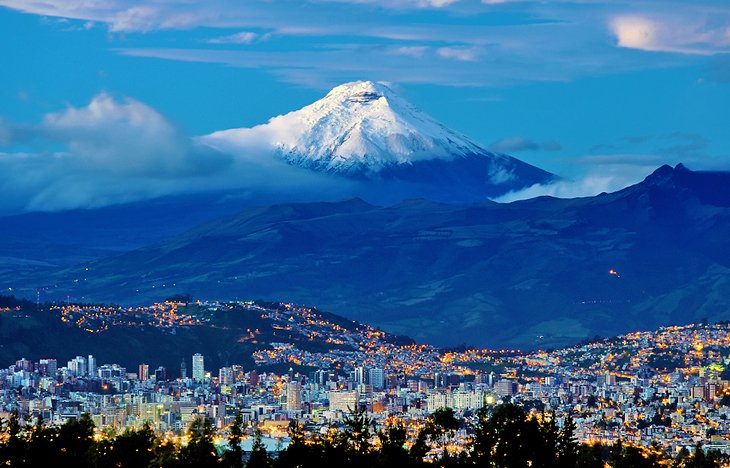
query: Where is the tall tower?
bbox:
[87,355,97,378]
[355,366,369,385]
[180,359,187,379]
[369,367,384,390]
[70,356,86,377]
[192,353,205,382]
[139,364,149,381]
[286,382,302,411]
[219,367,233,385]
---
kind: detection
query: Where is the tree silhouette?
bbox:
[342,406,375,458]
[557,414,579,466]
[0,401,718,468]
[376,421,414,467]
[676,443,722,468]
[25,414,59,467]
[576,442,606,468]
[409,423,432,464]
[0,410,24,466]
[96,423,159,468]
[180,416,220,467]
[224,412,244,468]
[471,403,547,467]
[56,413,95,468]
[246,428,271,468]
[275,420,324,468]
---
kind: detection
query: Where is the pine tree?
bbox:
[57,413,96,468]
[431,407,461,464]
[26,414,59,467]
[557,414,579,466]
[247,428,271,468]
[409,424,432,464]
[224,412,244,468]
[342,406,374,458]
[180,416,220,467]
[1,410,24,466]
[376,421,411,467]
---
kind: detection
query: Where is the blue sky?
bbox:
[0,0,728,211]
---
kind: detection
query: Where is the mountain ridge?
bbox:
[6,164,730,350]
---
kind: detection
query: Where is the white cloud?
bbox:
[387,46,429,58]
[436,46,480,62]
[495,158,659,202]
[208,31,261,44]
[0,94,351,212]
[610,14,730,55]
[42,92,226,177]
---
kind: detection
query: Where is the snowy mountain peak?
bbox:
[203,80,497,175]
[201,81,556,200]
[327,80,391,104]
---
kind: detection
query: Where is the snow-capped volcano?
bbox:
[202,81,556,201]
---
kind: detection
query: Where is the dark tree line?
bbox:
[0,404,723,467]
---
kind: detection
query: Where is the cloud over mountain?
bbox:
[0,93,346,213]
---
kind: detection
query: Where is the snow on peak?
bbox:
[202,80,498,175]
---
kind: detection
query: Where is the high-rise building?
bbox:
[219,367,233,385]
[314,369,328,386]
[39,359,57,376]
[407,379,419,393]
[68,356,86,377]
[329,390,359,412]
[354,366,369,385]
[155,366,167,381]
[369,368,384,390]
[192,353,205,382]
[495,380,517,397]
[287,382,302,411]
[180,359,187,379]
[139,364,149,381]
[15,358,32,372]
[87,355,97,377]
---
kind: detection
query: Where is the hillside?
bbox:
[4,164,730,349]
[0,295,411,372]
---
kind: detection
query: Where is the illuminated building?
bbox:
[219,366,233,385]
[329,390,359,412]
[369,367,384,390]
[287,381,302,411]
[192,353,205,382]
[88,355,97,377]
[138,363,149,381]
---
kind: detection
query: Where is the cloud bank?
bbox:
[496,159,658,202]
[0,94,351,213]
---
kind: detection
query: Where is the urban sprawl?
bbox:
[2,300,730,457]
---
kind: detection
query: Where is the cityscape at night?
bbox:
[1,0,729,466]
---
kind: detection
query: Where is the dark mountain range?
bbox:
[5,163,729,349]
[0,191,334,277]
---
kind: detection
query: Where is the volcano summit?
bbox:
[202,81,556,202]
